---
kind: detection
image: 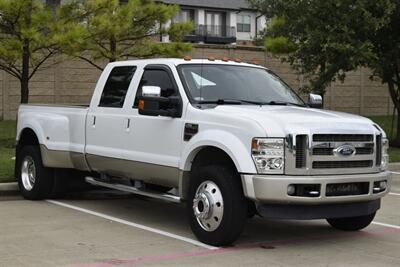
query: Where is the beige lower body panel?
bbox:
[86,154,180,188]
[40,145,89,171]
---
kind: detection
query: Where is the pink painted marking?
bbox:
[72,227,400,267]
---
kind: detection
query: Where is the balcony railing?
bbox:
[184,24,237,44]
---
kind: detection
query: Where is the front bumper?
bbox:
[241,171,391,204]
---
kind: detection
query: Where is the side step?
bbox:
[85,177,181,203]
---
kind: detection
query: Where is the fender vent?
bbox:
[296,135,307,168]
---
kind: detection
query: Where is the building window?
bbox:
[173,9,194,23]
[237,14,251,32]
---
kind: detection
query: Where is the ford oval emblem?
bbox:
[334,145,356,157]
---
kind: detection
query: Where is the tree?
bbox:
[0,0,61,103]
[250,0,400,143]
[59,0,193,70]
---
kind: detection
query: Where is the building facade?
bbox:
[161,0,267,45]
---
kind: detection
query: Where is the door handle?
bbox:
[92,115,96,127]
[125,118,131,132]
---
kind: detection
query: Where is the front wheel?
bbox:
[187,165,248,246]
[326,212,376,231]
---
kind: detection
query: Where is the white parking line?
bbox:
[389,192,400,196]
[46,200,218,250]
[390,171,400,175]
[372,221,400,229]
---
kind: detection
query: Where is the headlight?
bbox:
[251,138,285,174]
[381,138,389,170]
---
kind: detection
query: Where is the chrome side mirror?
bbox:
[308,93,323,108]
[142,86,161,97]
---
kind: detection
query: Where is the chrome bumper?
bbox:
[241,171,391,204]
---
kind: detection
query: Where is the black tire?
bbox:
[326,212,376,231]
[17,146,54,200]
[187,165,248,246]
[49,169,72,199]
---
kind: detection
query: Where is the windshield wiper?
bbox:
[197,99,243,105]
[266,101,306,107]
[197,99,268,105]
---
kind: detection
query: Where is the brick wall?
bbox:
[0,44,393,120]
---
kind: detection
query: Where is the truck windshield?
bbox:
[178,64,305,106]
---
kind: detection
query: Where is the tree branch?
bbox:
[28,50,56,80]
[78,56,104,70]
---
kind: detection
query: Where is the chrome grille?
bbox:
[313,160,373,169]
[376,135,382,167]
[312,147,373,156]
[313,134,373,142]
[295,135,307,168]
[286,132,380,175]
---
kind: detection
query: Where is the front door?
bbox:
[122,65,184,187]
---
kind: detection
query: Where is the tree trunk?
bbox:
[20,39,30,104]
[109,36,117,62]
[387,80,400,146]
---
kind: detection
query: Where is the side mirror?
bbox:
[138,86,182,118]
[142,86,161,97]
[308,93,323,109]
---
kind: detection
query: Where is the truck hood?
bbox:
[212,105,381,137]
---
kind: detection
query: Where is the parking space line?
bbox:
[390,171,400,175]
[46,200,217,250]
[389,192,400,196]
[372,221,400,229]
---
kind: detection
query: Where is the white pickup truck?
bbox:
[16,58,391,246]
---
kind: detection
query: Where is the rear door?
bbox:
[85,65,137,176]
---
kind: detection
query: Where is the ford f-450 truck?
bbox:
[15,58,391,246]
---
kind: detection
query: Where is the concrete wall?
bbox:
[0,44,393,120]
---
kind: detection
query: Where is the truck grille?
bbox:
[313,134,373,142]
[288,133,379,175]
[312,147,373,156]
[312,160,373,169]
[376,135,382,167]
[296,135,307,168]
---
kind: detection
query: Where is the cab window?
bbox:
[133,68,178,108]
[99,66,136,108]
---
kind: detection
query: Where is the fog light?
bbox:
[380,181,387,190]
[373,180,387,193]
[287,185,296,196]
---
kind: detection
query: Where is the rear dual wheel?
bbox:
[17,145,69,200]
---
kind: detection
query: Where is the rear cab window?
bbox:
[99,66,137,108]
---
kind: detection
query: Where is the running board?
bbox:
[85,177,181,203]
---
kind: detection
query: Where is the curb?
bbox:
[0,182,19,197]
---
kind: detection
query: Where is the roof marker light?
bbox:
[234,58,242,63]
[183,55,192,61]
[208,56,216,61]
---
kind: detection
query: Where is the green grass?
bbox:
[0,115,398,183]
[0,121,16,183]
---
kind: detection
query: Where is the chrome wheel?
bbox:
[192,180,224,232]
[21,156,36,191]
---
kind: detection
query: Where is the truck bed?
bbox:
[17,104,89,158]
